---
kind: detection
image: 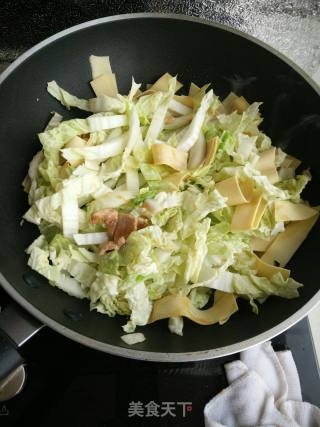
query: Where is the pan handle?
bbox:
[0,303,43,396]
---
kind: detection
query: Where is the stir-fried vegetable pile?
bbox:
[23,55,318,340]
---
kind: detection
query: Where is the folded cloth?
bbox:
[204,341,320,427]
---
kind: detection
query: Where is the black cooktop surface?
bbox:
[0,288,319,427]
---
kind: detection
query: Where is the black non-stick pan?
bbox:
[0,14,319,381]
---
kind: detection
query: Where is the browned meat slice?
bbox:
[99,236,126,255]
[91,208,119,235]
[113,213,138,243]
[91,209,150,254]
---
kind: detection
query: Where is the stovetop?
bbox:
[1,2,320,426]
[0,288,319,427]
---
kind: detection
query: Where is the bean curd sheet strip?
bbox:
[148,292,238,326]
[261,215,319,267]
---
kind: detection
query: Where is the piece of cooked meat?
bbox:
[99,236,125,255]
[91,208,119,235]
[92,209,150,253]
[113,213,138,243]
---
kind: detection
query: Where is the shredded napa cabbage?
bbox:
[23,56,318,338]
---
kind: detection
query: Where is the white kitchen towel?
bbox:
[204,341,320,427]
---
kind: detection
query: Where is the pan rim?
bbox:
[0,12,319,362]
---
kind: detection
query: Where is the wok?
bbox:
[0,14,320,380]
